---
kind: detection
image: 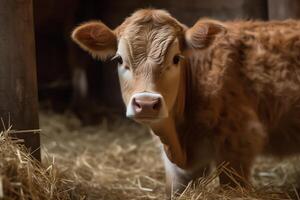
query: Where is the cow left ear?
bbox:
[185,20,226,49]
[71,21,117,60]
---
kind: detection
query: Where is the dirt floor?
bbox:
[36,111,300,199]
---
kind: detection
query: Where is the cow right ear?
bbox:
[71,21,117,60]
[185,20,226,49]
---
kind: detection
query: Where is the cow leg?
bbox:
[162,149,211,199]
[162,151,191,199]
[216,119,266,187]
[217,154,253,187]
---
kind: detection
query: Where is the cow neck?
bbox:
[151,116,187,169]
[150,61,191,169]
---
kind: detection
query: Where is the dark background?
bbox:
[33,0,300,124]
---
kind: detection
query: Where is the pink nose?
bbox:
[132,96,161,115]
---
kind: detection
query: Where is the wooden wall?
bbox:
[0,0,40,160]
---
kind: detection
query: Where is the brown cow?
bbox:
[71,9,300,197]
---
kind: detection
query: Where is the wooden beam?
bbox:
[0,0,41,161]
[268,0,300,19]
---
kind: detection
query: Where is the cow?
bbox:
[71,8,300,197]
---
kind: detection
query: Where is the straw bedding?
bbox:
[0,111,300,199]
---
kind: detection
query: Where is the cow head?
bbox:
[72,9,224,126]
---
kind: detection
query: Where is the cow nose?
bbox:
[132,97,161,114]
[126,92,168,120]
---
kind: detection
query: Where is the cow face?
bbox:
[115,24,184,124]
[72,9,224,125]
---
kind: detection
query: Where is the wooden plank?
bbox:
[268,0,300,19]
[0,0,40,161]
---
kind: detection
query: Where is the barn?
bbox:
[1,0,300,199]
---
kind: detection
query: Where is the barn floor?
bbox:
[39,111,300,200]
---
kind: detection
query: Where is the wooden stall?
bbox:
[0,0,40,160]
[268,0,300,20]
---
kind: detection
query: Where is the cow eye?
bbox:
[116,56,123,65]
[112,55,123,65]
[173,55,180,65]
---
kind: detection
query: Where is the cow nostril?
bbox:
[133,98,141,108]
[152,99,161,111]
[133,98,142,112]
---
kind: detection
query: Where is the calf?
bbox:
[71,9,300,196]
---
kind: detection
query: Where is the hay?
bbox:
[0,111,300,199]
[40,111,165,200]
[0,127,73,199]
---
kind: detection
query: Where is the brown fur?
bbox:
[71,9,300,197]
[180,19,300,188]
[72,21,117,59]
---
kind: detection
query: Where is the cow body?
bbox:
[71,9,300,197]
[161,20,300,193]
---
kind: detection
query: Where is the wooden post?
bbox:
[0,0,41,161]
[268,0,300,19]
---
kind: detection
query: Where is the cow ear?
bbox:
[71,21,117,60]
[185,20,226,49]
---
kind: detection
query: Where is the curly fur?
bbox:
[178,19,300,190]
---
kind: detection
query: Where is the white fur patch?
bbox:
[117,38,133,80]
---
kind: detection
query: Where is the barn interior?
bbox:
[2,0,300,199]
